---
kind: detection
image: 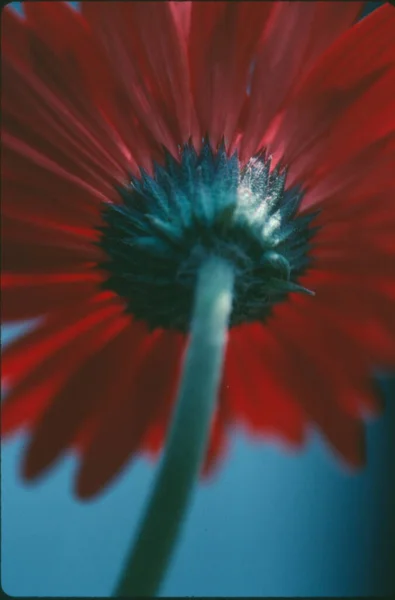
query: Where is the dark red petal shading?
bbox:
[304,277,395,351]
[1,8,29,63]
[2,213,101,271]
[21,317,131,481]
[1,272,109,322]
[2,175,101,230]
[301,133,395,212]
[282,300,383,418]
[2,294,127,434]
[2,54,127,199]
[81,1,194,163]
[226,325,307,446]
[270,3,395,189]
[23,0,93,58]
[240,1,363,160]
[267,305,366,467]
[1,292,120,384]
[75,329,185,498]
[3,244,97,275]
[2,132,113,206]
[188,1,274,149]
[311,290,395,369]
[297,70,395,194]
[22,1,144,176]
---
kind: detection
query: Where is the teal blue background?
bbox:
[2,1,394,597]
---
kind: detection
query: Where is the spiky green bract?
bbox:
[99,140,317,330]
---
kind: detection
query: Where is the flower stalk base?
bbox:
[114,255,235,597]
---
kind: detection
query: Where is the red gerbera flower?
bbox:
[2,0,395,510]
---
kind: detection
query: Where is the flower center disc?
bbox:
[99,140,317,331]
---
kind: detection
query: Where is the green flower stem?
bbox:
[114,255,235,597]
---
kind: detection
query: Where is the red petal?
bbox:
[241,1,363,160]
[284,304,382,418]
[2,59,127,197]
[2,173,101,228]
[82,1,192,161]
[2,243,98,275]
[2,302,128,436]
[76,329,184,498]
[1,272,108,322]
[301,132,395,212]
[2,197,102,276]
[271,4,395,186]
[24,1,92,57]
[2,132,116,202]
[226,324,306,446]
[188,1,274,148]
[290,67,395,192]
[21,318,131,480]
[3,3,135,190]
[1,7,30,64]
[310,283,395,346]
[267,309,366,467]
[23,1,135,169]
[1,291,121,382]
[312,251,395,278]
[170,1,192,40]
[2,211,97,243]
